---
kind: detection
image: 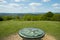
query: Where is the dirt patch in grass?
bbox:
[3,33,56,40]
[43,34,56,40]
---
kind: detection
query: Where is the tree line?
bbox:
[0,12,60,21]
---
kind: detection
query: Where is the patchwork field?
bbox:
[0,20,60,40]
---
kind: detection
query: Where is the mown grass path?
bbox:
[0,20,60,40]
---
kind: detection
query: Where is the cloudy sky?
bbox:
[0,0,60,13]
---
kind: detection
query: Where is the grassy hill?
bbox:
[0,20,60,40]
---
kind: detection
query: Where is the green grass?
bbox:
[0,20,60,40]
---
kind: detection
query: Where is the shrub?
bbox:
[2,16,13,21]
[51,14,60,21]
[0,17,3,21]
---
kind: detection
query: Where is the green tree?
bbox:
[22,14,41,21]
[22,14,33,21]
[45,12,54,17]
[40,12,54,20]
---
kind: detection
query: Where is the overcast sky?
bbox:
[0,0,60,13]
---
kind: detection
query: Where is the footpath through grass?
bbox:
[0,20,60,40]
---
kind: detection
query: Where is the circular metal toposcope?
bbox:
[18,28,45,39]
